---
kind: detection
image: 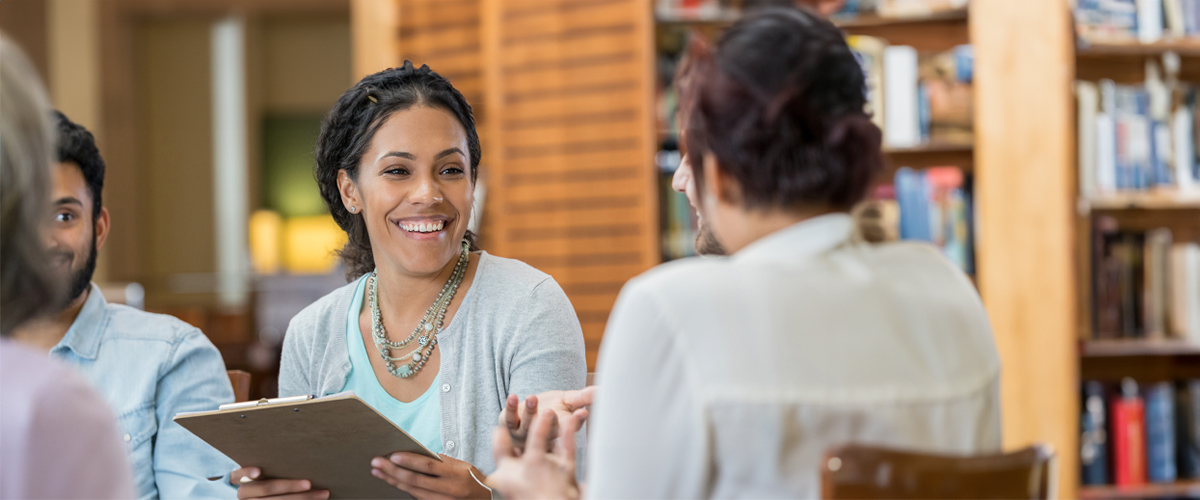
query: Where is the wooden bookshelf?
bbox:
[1070,9,1200,500]
[883,142,973,154]
[654,9,739,26]
[654,8,969,29]
[1079,480,1200,500]
[1077,38,1200,57]
[882,143,974,171]
[1084,192,1200,210]
[832,8,967,28]
[1082,339,1200,357]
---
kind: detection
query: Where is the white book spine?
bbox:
[1167,0,1187,37]
[883,45,920,149]
[1097,113,1118,192]
[1174,106,1196,190]
[1170,243,1200,340]
[1139,0,1166,42]
[1078,81,1101,198]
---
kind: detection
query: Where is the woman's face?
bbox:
[340,105,473,276]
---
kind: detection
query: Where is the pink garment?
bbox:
[1,339,134,499]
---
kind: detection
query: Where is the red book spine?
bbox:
[1112,396,1148,486]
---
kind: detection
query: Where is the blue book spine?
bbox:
[895,168,931,242]
[1081,381,1110,485]
[918,83,931,143]
[1175,381,1200,478]
[1138,91,1153,190]
[1147,381,1178,483]
[1151,120,1174,186]
[953,45,973,84]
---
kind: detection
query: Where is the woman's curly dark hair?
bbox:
[315,61,481,280]
[679,6,882,211]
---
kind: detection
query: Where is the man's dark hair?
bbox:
[54,110,105,219]
[679,6,882,211]
[315,60,481,280]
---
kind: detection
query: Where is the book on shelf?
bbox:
[1177,380,1200,478]
[1147,381,1179,483]
[1076,73,1200,200]
[1146,228,1173,339]
[654,0,735,20]
[1091,219,1200,341]
[1113,378,1149,486]
[1171,243,1200,339]
[1076,0,1200,43]
[1081,379,1200,487]
[835,0,967,18]
[1083,380,1112,485]
[854,166,973,274]
[852,39,974,149]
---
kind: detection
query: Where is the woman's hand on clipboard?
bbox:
[229,466,330,500]
[369,452,491,499]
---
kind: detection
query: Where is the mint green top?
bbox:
[343,275,443,454]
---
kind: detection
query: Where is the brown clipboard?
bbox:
[174,392,440,499]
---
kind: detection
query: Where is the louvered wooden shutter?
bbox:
[396,0,486,135]
[482,0,658,367]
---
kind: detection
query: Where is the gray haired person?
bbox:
[0,33,135,499]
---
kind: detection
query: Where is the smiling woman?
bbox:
[230,62,587,500]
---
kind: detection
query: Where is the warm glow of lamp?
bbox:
[283,215,347,274]
[249,210,283,274]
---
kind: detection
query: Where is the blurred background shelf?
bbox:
[880,143,974,171]
[1079,480,1200,499]
[1077,38,1200,57]
[832,8,968,28]
[1081,339,1200,357]
[655,8,968,28]
[1084,192,1200,210]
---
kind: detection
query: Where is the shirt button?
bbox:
[123,434,131,442]
[441,383,451,393]
[445,440,455,450]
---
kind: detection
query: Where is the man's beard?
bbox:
[54,232,98,303]
[695,224,726,256]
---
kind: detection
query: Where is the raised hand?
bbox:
[499,387,594,454]
[488,409,581,500]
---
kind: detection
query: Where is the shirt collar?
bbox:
[731,212,855,264]
[53,282,109,360]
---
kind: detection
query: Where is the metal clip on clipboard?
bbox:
[218,394,313,411]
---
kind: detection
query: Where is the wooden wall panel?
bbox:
[484,0,657,368]
[395,0,484,123]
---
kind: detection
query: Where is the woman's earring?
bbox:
[348,206,357,213]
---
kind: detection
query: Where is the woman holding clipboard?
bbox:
[232,62,587,500]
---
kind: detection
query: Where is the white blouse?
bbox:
[586,213,1001,498]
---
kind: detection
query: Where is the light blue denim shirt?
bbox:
[50,283,238,499]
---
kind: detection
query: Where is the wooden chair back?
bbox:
[226,369,251,403]
[821,444,1056,500]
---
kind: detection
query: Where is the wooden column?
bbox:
[350,0,399,79]
[971,0,1078,496]
[482,0,659,367]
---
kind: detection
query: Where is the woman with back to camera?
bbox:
[487,6,1002,499]
[232,62,587,500]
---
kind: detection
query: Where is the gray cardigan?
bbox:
[279,252,588,474]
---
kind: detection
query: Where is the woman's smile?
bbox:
[393,215,454,241]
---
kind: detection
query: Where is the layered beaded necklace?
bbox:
[368,240,470,378]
